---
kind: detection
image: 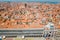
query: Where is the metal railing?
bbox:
[0,29,44,37]
[0,28,59,40]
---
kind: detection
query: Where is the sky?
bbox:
[0,0,60,2]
